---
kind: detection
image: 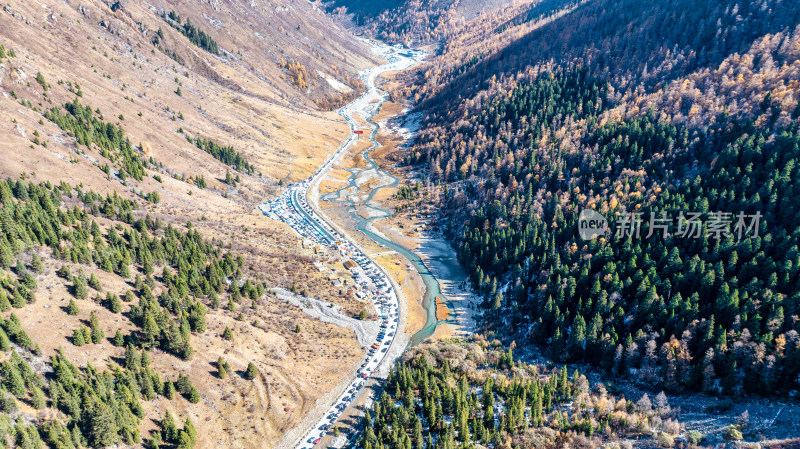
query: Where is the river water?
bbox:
[321,58,446,346]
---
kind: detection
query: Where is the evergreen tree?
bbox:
[72,327,86,346]
[222,326,233,340]
[67,299,80,315]
[1,362,26,397]
[30,386,46,409]
[164,380,176,400]
[162,411,178,444]
[244,362,257,380]
[113,330,125,346]
[217,357,229,379]
[30,254,44,273]
[73,279,88,299]
[89,312,104,343]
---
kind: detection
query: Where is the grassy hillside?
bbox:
[0,0,385,447]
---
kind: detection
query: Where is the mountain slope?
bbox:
[0,1,386,448]
[327,0,525,45]
[400,0,800,406]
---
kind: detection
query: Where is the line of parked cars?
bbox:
[263,43,422,449]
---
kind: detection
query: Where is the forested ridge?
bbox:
[360,339,694,449]
[0,178,269,447]
[411,0,800,108]
[398,0,800,398]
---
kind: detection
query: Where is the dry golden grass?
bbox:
[0,1,388,445]
[6,199,365,448]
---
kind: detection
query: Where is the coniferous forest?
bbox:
[361,339,690,449]
[0,178,266,447]
[163,11,220,56]
[396,0,800,398]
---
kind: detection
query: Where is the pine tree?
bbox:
[0,291,11,312]
[72,327,86,346]
[2,362,26,397]
[217,357,229,379]
[244,362,257,380]
[141,349,151,368]
[30,254,43,274]
[568,316,587,361]
[73,279,88,299]
[113,330,125,346]
[176,374,193,394]
[551,328,566,362]
[149,430,162,449]
[0,328,9,351]
[183,418,197,446]
[30,386,46,409]
[162,411,178,444]
[222,326,233,340]
[89,312,104,343]
[188,386,200,403]
[67,299,80,315]
[414,417,423,449]
[142,314,159,347]
[164,380,176,400]
[11,288,26,308]
[458,405,470,443]
[89,273,103,292]
[107,293,122,313]
[125,344,141,370]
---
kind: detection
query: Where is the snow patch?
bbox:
[317,70,353,93]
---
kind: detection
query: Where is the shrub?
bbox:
[723,425,743,441]
[655,432,674,448]
[57,265,71,279]
[686,430,703,445]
